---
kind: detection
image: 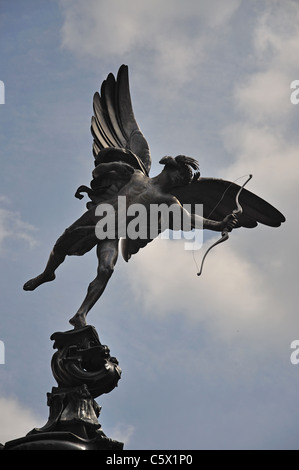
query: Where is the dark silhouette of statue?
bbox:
[23,65,285,328]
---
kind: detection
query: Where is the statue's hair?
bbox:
[159,155,199,185]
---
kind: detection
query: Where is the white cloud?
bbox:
[0,198,37,255]
[106,422,135,446]
[234,1,299,125]
[235,71,291,124]
[253,1,299,64]
[59,0,241,88]
[127,234,281,344]
[221,122,299,205]
[0,396,44,445]
[218,0,298,297]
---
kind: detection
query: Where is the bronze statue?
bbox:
[23,65,285,328]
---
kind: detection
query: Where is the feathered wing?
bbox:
[121,177,286,263]
[91,64,151,175]
[76,65,151,207]
[171,177,286,228]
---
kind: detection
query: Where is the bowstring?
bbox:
[191,174,252,275]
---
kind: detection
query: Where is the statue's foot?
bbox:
[69,313,87,329]
[23,272,55,291]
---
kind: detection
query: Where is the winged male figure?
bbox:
[23,65,285,328]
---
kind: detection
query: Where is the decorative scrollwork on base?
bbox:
[50,325,121,397]
[6,325,124,450]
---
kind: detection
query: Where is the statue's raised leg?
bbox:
[23,251,65,291]
[23,211,98,292]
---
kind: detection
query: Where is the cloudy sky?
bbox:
[0,0,299,450]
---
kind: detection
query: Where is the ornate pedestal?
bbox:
[3,325,123,450]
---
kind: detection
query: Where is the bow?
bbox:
[197,174,253,276]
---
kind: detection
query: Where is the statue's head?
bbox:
[159,155,199,186]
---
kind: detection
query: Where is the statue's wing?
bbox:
[91,64,151,175]
[171,177,286,228]
[120,177,286,262]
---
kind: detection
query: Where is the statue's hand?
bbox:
[221,213,238,233]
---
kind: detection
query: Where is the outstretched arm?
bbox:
[197,212,237,232]
[181,205,238,232]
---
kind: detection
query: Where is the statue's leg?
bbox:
[23,211,96,291]
[69,239,119,328]
[23,247,66,291]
